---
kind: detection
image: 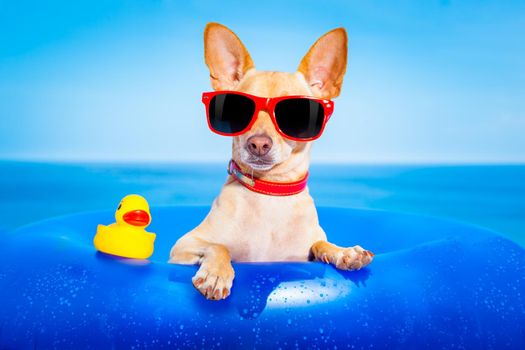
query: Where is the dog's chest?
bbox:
[215,186,323,262]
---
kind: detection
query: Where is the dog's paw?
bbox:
[192,263,235,300]
[323,245,374,271]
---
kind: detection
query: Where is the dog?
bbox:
[169,23,374,300]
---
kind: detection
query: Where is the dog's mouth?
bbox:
[244,157,276,171]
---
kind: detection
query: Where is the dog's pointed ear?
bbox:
[297,28,348,99]
[204,23,255,90]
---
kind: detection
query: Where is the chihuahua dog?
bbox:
[169,23,373,300]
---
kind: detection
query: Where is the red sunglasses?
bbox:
[202,91,334,141]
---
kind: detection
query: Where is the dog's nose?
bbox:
[246,135,273,156]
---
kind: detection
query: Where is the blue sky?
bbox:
[0,0,524,163]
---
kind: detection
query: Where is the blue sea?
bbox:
[0,161,523,247]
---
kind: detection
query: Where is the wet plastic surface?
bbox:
[0,206,523,349]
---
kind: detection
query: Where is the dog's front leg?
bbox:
[169,236,234,300]
[310,240,374,271]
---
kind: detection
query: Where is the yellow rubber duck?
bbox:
[94,194,156,259]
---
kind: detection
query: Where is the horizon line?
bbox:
[1,156,524,166]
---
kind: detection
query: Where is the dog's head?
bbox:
[204,23,347,178]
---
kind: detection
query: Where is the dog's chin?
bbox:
[245,160,275,171]
[241,156,277,171]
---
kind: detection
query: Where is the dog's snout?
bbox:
[246,135,273,157]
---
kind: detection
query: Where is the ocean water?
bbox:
[0,161,523,247]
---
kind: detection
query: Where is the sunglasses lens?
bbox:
[208,93,255,134]
[274,99,325,139]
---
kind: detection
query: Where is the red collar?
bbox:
[227,159,308,196]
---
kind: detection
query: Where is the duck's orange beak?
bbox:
[123,210,150,226]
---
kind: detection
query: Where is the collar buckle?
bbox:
[228,160,255,187]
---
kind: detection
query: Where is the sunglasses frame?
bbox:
[202,90,334,142]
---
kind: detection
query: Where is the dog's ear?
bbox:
[204,23,255,90]
[297,28,348,99]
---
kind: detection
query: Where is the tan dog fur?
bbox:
[169,23,373,300]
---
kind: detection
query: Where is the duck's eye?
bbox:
[117,203,122,210]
